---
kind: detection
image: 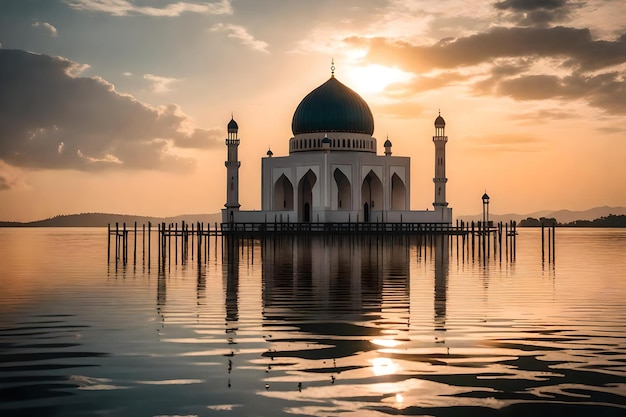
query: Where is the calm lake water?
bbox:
[1,227,625,416]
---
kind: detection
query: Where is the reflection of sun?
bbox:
[371,357,399,376]
[371,338,402,348]
[345,64,413,94]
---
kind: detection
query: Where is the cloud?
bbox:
[475,71,626,114]
[348,25,626,114]
[464,133,546,152]
[65,0,232,17]
[210,23,269,53]
[494,0,578,27]
[32,21,58,37]
[0,161,24,191]
[494,0,568,12]
[143,73,180,93]
[0,49,222,172]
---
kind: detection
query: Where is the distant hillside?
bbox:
[3,206,626,227]
[457,206,626,224]
[0,212,223,227]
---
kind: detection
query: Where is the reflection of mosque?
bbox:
[221,235,450,360]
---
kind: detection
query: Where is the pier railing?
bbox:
[108,220,521,267]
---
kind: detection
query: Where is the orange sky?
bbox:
[1,0,625,221]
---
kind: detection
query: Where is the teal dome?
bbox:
[292,76,374,136]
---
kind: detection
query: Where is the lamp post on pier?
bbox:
[482,192,490,232]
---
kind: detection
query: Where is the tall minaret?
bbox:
[225,116,241,219]
[433,112,448,208]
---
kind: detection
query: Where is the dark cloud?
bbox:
[0,49,221,172]
[494,0,568,11]
[354,26,612,71]
[494,0,576,26]
[486,72,626,114]
[350,25,626,114]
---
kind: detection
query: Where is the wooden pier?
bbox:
[107,220,519,267]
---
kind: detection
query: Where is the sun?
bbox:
[345,64,414,95]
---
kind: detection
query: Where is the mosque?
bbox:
[222,67,452,225]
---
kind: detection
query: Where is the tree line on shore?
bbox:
[519,214,626,227]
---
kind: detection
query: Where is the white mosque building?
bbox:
[222,68,452,225]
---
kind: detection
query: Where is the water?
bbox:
[1,228,625,416]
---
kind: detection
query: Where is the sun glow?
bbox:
[345,64,414,95]
[371,338,402,348]
[371,357,399,376]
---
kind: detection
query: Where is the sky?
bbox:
[0,0,625,221]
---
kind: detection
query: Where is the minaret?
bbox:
[433,112,448,208]
[225,116,241,220]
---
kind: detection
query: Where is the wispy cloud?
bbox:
[210,23,269,53]
[65,0,232,17]
[143,73,180,93]
[0,161,25,192]
[32,21,58,37]
[464,133,546,152]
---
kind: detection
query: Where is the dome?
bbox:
[482,193,490,201]
[227,117,238,133]
[384,138,392,147]
[434,114,445,128]
[292,76,374,136]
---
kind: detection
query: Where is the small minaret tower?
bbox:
[433,112,448,208]
[225,116,241,220]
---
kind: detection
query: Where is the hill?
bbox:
[0,212,223,227]
[457,206,626,224]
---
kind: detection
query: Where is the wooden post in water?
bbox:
[115,223,119,261]
[148,222,151,266]
[167,223,171,266]
[541,222,545,261]
[133,221,137,265]
[174,223,178,265]
[547,223,551,261]
[123,222,127,265]
[191,222,194,260]
[513,221,517,260]
[107,223,111,262]
[552,224,556,262]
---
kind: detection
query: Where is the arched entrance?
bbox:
[391,173,406,210]
[333,168,351,210]
[298,169,317,223]
[273,174,294,210]
[361,171,383,222]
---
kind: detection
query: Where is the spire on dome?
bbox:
[227,115,239,133]
[330,58,335,78]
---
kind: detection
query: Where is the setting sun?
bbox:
[345,64,414,94]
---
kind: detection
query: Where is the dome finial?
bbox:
[331,58,335,78]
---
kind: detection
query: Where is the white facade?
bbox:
[221,74,452,225]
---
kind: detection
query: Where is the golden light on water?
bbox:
[371,357,399,376]
[371,338,402,348]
